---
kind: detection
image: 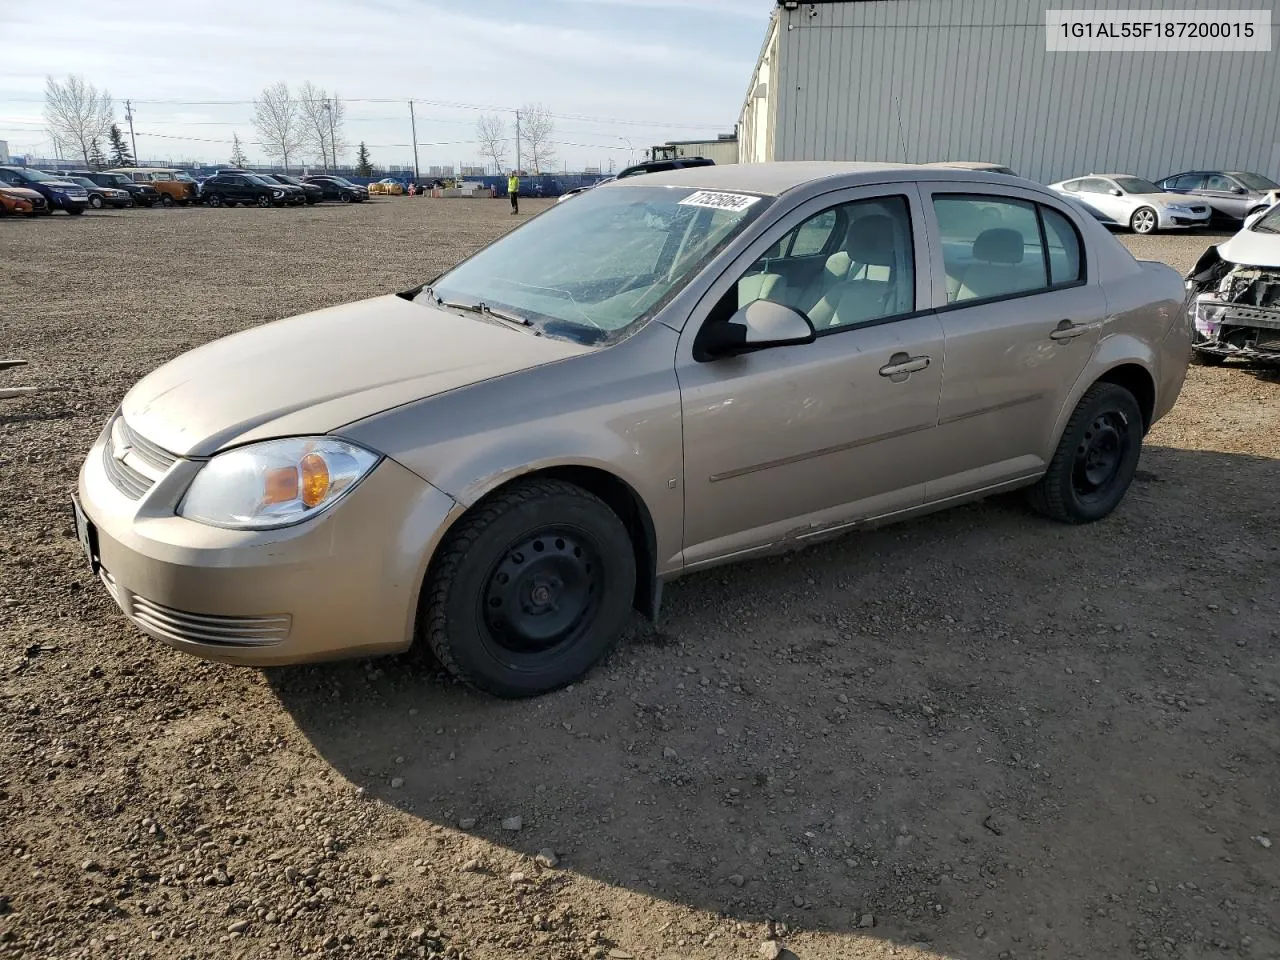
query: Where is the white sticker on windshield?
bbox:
[678,190,762,212]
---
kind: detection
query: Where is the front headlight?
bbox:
[178,437,380,530]
[1193,295,1228,337]
[1165,204,1189,213]
[272,189,284,197]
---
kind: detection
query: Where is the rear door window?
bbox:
[933,195,1048,303]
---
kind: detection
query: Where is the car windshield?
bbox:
[1231,172,1280,191]
[1251,205,1280,234]
[174,173,195,182]
[427,184,771,344]
[1115,177,1161,194]
[14,168,57,182]
[328,177,356,186]
[70,177,95,188]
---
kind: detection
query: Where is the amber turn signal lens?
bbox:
[300,453,331,508]
[263,466,299,505]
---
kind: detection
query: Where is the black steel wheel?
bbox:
[1029,382,1143,524]
[424,478,636,698]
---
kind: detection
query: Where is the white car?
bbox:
[1049,174,1212,234]
[1185,201,1280,365]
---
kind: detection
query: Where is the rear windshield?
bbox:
[1232,172,1280,191]
[1115,177,1161,194]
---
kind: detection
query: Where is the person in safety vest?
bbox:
[508,171,520,214]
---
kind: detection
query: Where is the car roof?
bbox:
[921,161,1009,170]
[606,161,1044,197]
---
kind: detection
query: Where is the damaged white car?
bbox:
[1186,203,1280,365]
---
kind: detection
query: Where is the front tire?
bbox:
[1029,383,1143,524]
[67,206,84,216]
[423,478,637,698]
[1130,207,1158,234]
[257,194,272,208]
[89,195,104,209]
[160,194,174,207]
[206,193,223,207]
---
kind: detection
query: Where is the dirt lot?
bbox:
[1,200,1277,960]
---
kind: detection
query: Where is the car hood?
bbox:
[121,294,593,458]
[1,186,43,199]
[1132,192,1199,207]
[1218,229,1280,268]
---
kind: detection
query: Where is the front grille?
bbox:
[99,567,291,646]
[1189,206,1207,213]
[103,416,177,499]
[130,595,291,647]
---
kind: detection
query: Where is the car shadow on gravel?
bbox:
[269,445,1280,957]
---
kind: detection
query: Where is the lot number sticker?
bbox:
[678,191,762,212]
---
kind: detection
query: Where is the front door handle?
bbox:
[879,352,931,378]
[1050,319,1101,341]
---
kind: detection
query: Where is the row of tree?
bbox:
[474,105,556,174]
[43,75,135,168]
[43,74,560,176]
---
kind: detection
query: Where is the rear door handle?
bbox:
[879,353,931,378]
[1050,320,1101,341]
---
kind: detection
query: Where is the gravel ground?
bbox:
[1,201,1277,960]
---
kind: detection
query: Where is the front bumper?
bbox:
[77,424,461,666]
[1160,209,1212,229]
[50,192,89,210]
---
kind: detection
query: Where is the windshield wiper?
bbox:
[435,297,532,327]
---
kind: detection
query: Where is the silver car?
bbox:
[1050,174,1212,234]
[75,162,1190,698]
[1156,170,1280,224]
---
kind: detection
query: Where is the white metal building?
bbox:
[739,0,1280,183]
[653,136,741,165]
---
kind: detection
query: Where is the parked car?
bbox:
[923,161,1018,176]
[1154,170,1280,225]
[107,167,199,206]
[1184,201,1280,365]
[273,174,323,204]
[304,176,368,202]
[74,163,1189,698]
[0,183,48,216]
[221,171,306,205]
[0,166,89,214]
[199,173,289,207]
[77,170,161,207]
[64,175,132,209]
[617,156,714,179]
[1049,174,1211,234]
[369,178,405,195]
[556,176,616,204]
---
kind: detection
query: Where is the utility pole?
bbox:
[125,99,138,162]
[328,97,338,171]
[514,108,521,175]
[408,100,420,184]
[322,99,334,174]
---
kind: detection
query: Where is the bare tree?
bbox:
[297,82,347,171]
[519,103,556,173]
[475,114,509,175]
[252,82,304,172]
[43,75,114,167]
[229,132,249,168]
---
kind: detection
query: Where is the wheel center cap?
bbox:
[531,584,552,605]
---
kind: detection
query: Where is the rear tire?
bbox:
[423,478,637,698]
[1029,383,1143,524]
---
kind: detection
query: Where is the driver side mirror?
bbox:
[1232,186,1247,195]
[699,299,816,359]
[1109,188,1123,196]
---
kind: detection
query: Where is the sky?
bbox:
[0,0,772,173]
